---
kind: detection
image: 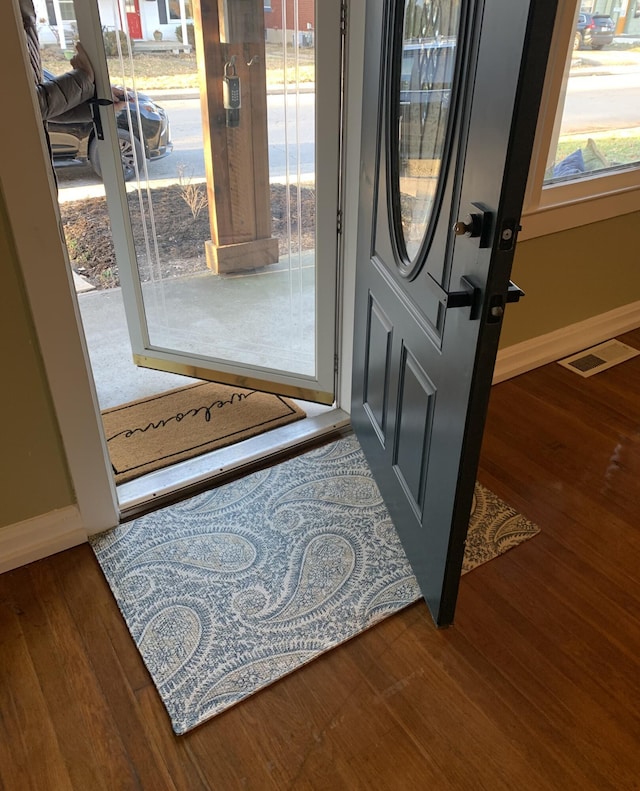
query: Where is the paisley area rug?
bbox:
[90,434,539,734]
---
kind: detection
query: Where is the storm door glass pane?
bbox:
[397,0,459,261]
[56,0,317,379]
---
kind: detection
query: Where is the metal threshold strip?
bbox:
[117,408,351,522]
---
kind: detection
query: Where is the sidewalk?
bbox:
[145,83,316,102]
[570,44,640,76]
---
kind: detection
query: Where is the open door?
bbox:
[76,0,341,406]
[352,0,557,626]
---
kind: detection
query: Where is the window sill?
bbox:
[519,179,640,241]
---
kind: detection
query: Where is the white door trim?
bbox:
[3,0,119,536]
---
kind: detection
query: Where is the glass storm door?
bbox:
[75,0,340,405]
[352,0,557,626]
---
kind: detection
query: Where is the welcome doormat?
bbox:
[90,434,540,734]
[101,382,306,484]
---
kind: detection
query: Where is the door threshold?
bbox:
[117,408,351,521]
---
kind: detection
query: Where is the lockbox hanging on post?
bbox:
[223,56,241,127]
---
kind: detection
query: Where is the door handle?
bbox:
[427,266,523,321]
[506,281,525,303]
[431,277,524,325]
[89,94,115,141]
[445,276,480,309]
[441,275,482,320]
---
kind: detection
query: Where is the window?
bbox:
[58,0,75,21]
[168,0,193,21]
[521,0,640,239]
[45,0,56,26]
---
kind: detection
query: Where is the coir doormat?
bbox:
[102,382,306,483]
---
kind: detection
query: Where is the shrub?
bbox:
[175,23,195,48]
[103,27,129,57]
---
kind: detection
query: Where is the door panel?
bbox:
[352,0,557,626]
[76,0,341,405]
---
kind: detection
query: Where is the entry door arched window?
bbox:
[392,0,460,272]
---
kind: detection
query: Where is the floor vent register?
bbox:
[557,339,640,378]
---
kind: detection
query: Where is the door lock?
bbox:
[453,202,492,248]
[453,214,482,238]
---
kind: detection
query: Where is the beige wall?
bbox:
[0,190,75,529]
[501,211,640,347]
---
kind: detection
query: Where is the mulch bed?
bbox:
[60,183,315,289]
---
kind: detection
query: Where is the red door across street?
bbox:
[125,0,142,39]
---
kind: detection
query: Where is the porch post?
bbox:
[193,0,279,274]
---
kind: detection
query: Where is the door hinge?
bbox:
[334,353,339,374]
[340,0,348,36]
[337,208,343,235]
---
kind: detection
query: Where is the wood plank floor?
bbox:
[2,331,640,790]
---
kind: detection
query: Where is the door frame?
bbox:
[3,0,118,535]
[3,0,364,536]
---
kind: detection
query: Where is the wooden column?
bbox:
[193,0,279,273]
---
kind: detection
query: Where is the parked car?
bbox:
[574,13,615,51]
[44,69,173,181]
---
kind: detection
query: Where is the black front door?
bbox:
[352,0,557,626]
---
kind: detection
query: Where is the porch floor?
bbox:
[76,256,320,412]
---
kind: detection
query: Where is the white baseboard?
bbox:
[494,301,640,384]
[0,507,87,575]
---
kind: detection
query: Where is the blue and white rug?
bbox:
[91,434,539,734]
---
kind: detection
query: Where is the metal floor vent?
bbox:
[558,339,640,378]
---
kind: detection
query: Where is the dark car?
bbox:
[44,69,173,181]
[574,13,615,50]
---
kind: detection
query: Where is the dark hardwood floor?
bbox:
[2,332,640,790]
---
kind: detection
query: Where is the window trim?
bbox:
[167,0,193,22]
[519,0,640,241]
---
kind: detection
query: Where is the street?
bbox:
[57,54,640,197]
[57,92,316,197]
[562,67,640,134]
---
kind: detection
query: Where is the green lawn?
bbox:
[554,134,640,166]
[546,132,640,181]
